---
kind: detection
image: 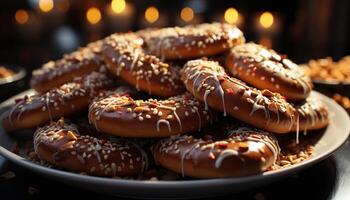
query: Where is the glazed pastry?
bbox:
[34,118,148,177]
[31,40,106,93]
[225,43,312,101]
[153,124,280,178]
[2,72,113,131]
[89,91,216,137]
[102,33,184,97]
[145,23,245,60]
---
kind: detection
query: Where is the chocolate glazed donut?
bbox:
[181,59,329,134]
[34,118,148,177]
[144,23,245,60]
[153,124,280,178]
[292,97,329,143]
[225,43,313,101]
[2,72,113,132]
[89,91,216,138]
[181,59,297,134]
[102,33,185,97]
[31,40,106,93]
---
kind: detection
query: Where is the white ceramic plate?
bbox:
[0,90,349,199]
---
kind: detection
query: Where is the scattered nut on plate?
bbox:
[333,93,350,111]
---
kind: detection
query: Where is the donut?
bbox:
[181,59,329,134]
[31,40,106,93]
[34,118,148,177]
[225,43,313,101]
[144,23,245,60]
[293,96,329,143]
[153,124,280,178]
[181,59,297,133]
[2,72,112,132]
[89,92,215,138]
[102,33,185,97]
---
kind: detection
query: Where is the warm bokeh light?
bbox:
[15,9,29,24]
[180,7,194,22]
[38,0,54,13]
[145,6,159,23]
[86,7,102,25]
[224,8,239,24]
[111,0,126,14]
[259,12,274,29]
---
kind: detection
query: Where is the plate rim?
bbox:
[0,90,349,189]
[0,65,26,85]
[313,79,350,86]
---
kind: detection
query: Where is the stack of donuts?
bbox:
[1,23,329,179]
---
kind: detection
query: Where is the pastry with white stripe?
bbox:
[89,91,215,138]
[34,118,148,177]
[153,124,280,178]
[2,72,112,132]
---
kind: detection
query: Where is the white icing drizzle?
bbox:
[228,127,280,164]
[180,141,205,177]
[16,107,26,121]
[8,100,24,126]
[294,97,328,136]
[158,104,183,132]
[159,126,280,176]
[90,92,211,136]
[106,33,181,96]
[249,93,270,123]
[214,149,238,168]
[116,56,123,76]
[288,114,294,131]
[230,42,312,96]
[129,141,149,173]
[218,82,227,116]
[130,50,139,71]
[31,40,103,87]
[296,115,300,144]
[173,109,182,132]
[276,108,280,125]
[183,59,294,130]
[157,119,171,132]
[45,93,53,121]
[34,119,145,176]
[93,139,102,163]
[203,89,210,110]
[186,62,227,116]
[93,100,116,131]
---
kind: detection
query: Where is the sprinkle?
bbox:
[208,152,216,160]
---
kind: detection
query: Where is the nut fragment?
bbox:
[134,106,151,113]
[67,131,77,140]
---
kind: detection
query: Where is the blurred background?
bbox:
[0,0,349,73]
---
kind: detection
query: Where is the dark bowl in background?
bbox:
[0,65,27,101]
[312,79,350,97]
[300,65,350,97]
